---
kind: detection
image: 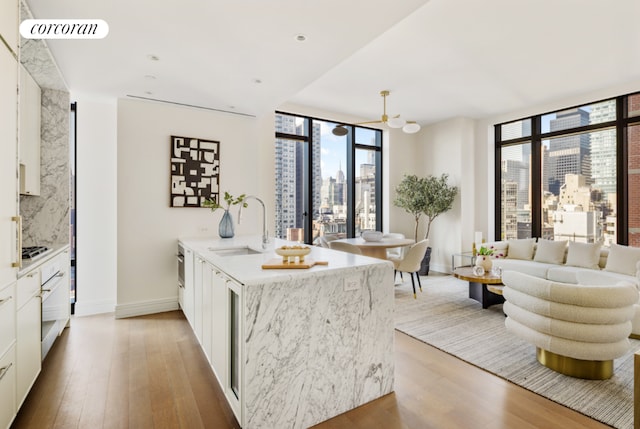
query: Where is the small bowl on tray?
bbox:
[275,246,311,263]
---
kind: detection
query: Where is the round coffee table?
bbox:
[453,266,505,309]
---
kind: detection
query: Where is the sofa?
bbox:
[484,239,640,337]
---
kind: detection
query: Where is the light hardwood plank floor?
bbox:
[11,310,610,429]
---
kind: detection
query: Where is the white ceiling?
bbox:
[25,0,640,126]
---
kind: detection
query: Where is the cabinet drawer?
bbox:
[17,270,40,310]
[0,344,17,429]
[0,284,16,359]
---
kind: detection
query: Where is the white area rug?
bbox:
[394,274,640,429]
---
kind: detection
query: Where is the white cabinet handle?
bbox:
[0,362,13,381]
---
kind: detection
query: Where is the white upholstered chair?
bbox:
[383,233,407,259]
[388,239,429,299]
[318,234,339,248]
[329,241,363,255]
[502,270,638,379]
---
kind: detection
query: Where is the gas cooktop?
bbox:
[22,246,50,260]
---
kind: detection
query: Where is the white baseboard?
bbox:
[73,299,116,317]
[115,297,179,319]
[427,262,451,275]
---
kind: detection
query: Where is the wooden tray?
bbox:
[261,258,328,269]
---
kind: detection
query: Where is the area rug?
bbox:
[394,275,640,429]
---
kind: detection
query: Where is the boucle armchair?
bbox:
[502,270,638,379]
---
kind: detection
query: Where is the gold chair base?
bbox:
[536,348,613,380]
[630,333,640,340]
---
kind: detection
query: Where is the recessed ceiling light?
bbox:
[253,78,262,84]
[144,91,153,95]
[147,54,160,61]
[228,105,236,110]
[295,34,306,42]
[144,74,156,80]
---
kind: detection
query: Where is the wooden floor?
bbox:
[11,310,611,429]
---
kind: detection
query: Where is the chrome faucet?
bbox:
[238,195,269,249]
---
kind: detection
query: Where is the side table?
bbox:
[453,266,505,309]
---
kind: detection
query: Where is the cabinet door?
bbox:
[0,0,18,55]
[0,283,16,360]
[210,269,228,387]
[0,344,16,429]
[19,65,41,196]
[193,256,204,343]
[0,41,18,289]
[182,248,194,327]
[201,262,213,362]
[16,294,41,408]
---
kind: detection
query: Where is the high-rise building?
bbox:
[546,108,591,195]
[589,100,617,198]
[274,114,299,238]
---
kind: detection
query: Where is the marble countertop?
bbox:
[179,235,392,286]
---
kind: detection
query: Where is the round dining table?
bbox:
[332,237,415,259]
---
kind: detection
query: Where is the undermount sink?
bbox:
[210,247,262,257]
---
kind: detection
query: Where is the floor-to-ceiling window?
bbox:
[275,112,382,244]
[495,91,640,247]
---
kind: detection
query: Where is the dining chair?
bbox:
[388,239,429,299]
[383,232,407,259]
[329,241,363,255]
[318,234,339,248]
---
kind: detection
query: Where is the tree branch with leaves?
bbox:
[393,174,458,241]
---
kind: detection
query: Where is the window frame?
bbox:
[275,111,383,244]
[494,91,640,245]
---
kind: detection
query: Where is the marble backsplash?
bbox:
[19,0,71,248]
[19,88,70,247]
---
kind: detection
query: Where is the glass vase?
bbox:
[219,209,235,238]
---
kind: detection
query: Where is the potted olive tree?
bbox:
[393,173,458,275]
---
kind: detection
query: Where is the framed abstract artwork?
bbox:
[170,135,220,207]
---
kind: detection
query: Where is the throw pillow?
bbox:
[507,238,536,260]
[604,243,640,276]
[533,239,567,264]
[565,241,602,270]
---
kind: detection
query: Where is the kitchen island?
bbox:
[179,236,395,429]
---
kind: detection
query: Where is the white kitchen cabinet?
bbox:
[196,261,241,423]
[0,344,16,429]
[0,282,16,429]
[182,246,195,328]
[19,65,41,196]
[0,0,18,55]
[0,28,19,289]
[0,282,16,361]
[16,270,41,408]
[210,269,228,388]
[201,262,213,362]
[193,255,205,343]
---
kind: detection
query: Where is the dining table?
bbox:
[332,236,415,260]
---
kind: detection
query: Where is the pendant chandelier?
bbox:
[332,90,421,136]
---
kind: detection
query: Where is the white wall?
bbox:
[115,98,270,317]
[73,93,118,316]
[414,117,475,273]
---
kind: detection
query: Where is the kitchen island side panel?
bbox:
[243,263,394,429]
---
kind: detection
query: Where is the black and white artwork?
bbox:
[170,135,220,207]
